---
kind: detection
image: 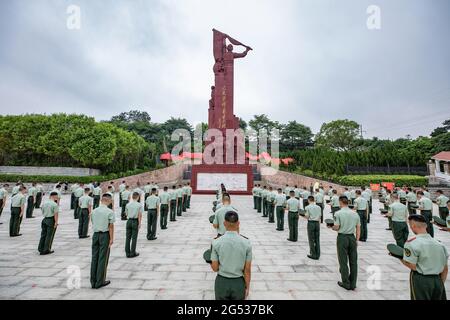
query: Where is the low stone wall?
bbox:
[258,166,346,193]
[0,166,100,177]
[102,164,188,190]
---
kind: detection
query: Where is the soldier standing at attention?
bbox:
[252,184,257,209]
[314,188,324,223]
[398,186,407,205]
[267,186,276,223]
[159,186,170,230]
[386,193,409,247]
[213,194,236,237]
[169,185,177,222]
[362,186,372,223]
[329,189,340,218]
[10,186,27,237]
[90,193,115,289]
[350,188,356,205]
[422,187,431,199]
[120,185,131,220]
[73,183,84,219]
[327,186,334,198]
[133,182,144,203]
[284,184,291,200]
[182,184,188,212]
[38,192,60,255]
[124,192,142,258]
[294,185,301,200]
[210,211,252,300]
[406,187,418,216]
[106,186,115,210]
[144,182,152,211]
[26,182,37,218]
[301,187,310,210]
[417,191,434,237]
[70,183,79,210]
[118,180,126,204]
[328,196,361,290]
[11,183,20,197]
[92,184,102,209]
[354,190,368,242]
[384,189,393,230]
[301,196,321,260]
[261,186,268,217]
[78,187,93,239]
[436,190,449,220]
[255,185,262,213]
[0,184,8,224]
[286,190,300,242]
[343,188,351,202]
[176,185,183,217]
[146,188,160,241]
[186,182,192,209]
[274,188,286,231]
[35,183,44,209]
[400,215,448,300]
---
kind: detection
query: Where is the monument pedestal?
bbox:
[191,164,253,195]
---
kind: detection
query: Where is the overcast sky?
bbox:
[0,0,449,139]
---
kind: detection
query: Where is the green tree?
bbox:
[315,119,361,151]
[280,121,313,150]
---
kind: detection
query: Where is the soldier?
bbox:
[328,196,361,291]
[133,182,144,203]
[350,188,356,205]
[329,189,340,218]
[169,185,177,222]
[314,188,324,223]
[186,182,192,209]
[0,184,8,224]
[398,186,407,205]
[301,187,310,210]
[400,214,448,300]
[73,183,84,219]
[406,187,418,215]
[261,186,268,217]
[267,186,275,223]
[213,193,236,236]
[176,184,183,217]
[286,190,300,242]
[26,182,37,218]
[92,184,102,209]
[362,186,372,223]
[10,186,27,237]
[327,186,334,198]
[210,211,252,300]
[11,183,20,197]
[436,190,449,220]
[384,189,393,231]
[70,183,79,210]
[78,187,93,239]
[38,192,59,255]
[284,184,291,200]
[354,190,368,242]
[252,184,258,209]
[120,185,131,220]
[274,188,286,231]
[144,182,152,211]
[343,187,351,203]
[118,180,126,204]
[145,188,159,241]
[301,196,321,260]
[159,186,170,229]
[294,185,301,200]
[255,184,262,213]
[386,193,409,247]
[421,187,431,199]
[417,191,434,238]
[182,184,188,212]
[109,181,115,194]
[35,183,44,209]
[90,193,115,289]
[124,192,142,258]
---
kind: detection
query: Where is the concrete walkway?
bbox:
[0,194,449,300]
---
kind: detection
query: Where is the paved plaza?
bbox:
[0,194,449,300]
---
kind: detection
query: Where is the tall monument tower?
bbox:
[191,29,254,194]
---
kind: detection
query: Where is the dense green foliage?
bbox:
[0,114,151,173]
[334,175,427,187]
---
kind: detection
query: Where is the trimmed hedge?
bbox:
[334,175,427,187]
[0,168,152,184]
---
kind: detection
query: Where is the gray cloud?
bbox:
[0,0,449,139]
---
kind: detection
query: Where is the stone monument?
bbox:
[191,29,254,194]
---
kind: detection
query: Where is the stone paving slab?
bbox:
[0,193,449,300]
